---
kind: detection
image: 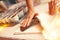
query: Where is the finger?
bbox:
[21,18,28,27]
[27,14,34,26]
[34,13,38,17]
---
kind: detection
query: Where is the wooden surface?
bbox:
[0,19,45,40]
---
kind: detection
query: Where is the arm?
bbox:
[26,0,34,12]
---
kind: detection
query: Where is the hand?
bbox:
[20,11,38,27]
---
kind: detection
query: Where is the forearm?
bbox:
[26,0,34,12]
